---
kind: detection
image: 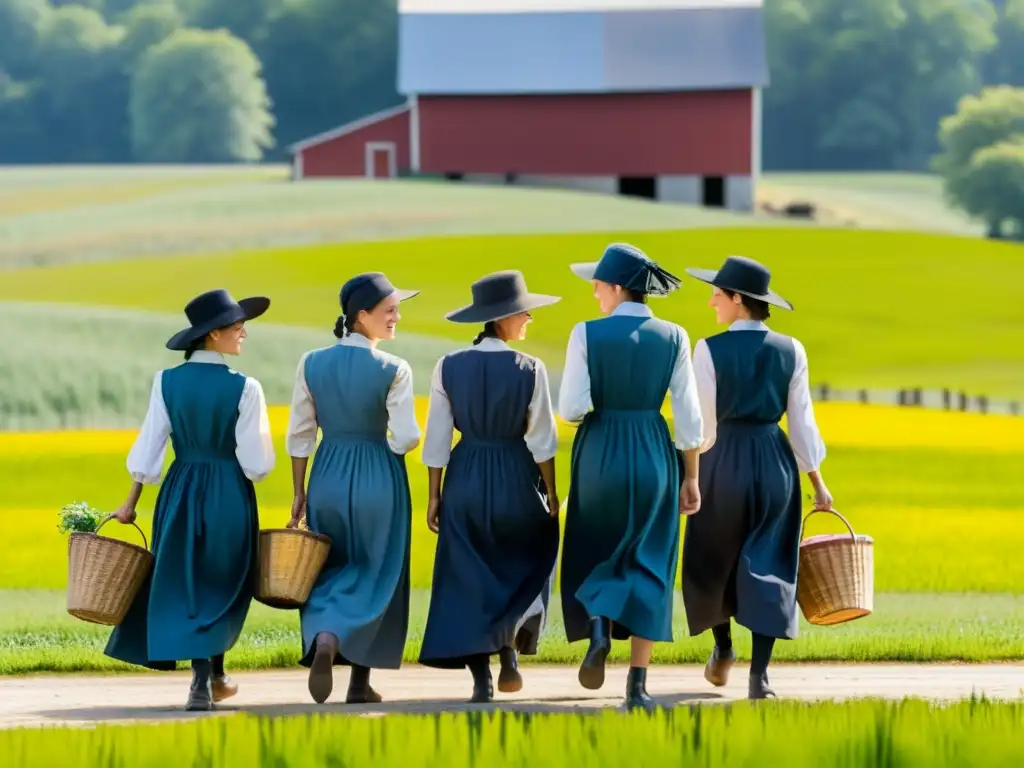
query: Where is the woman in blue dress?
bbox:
[107,289,276,711]
[682,256,832,699]
[286,272,421,705]
[559,243,704,712]
[419,271,561,703]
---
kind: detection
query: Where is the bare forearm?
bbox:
[537,458,557,500]
[807,470,826,491]
[291,456,309,497]
[679,448,699,482]
[124,481,143,509]
[428,467,443,501]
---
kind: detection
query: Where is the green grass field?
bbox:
[6,700,1024,766]
[0,166,983,270]
[2,227,1022,432]
[758,172,982,236]
[0,167,1020,681]
[0,166,758,269]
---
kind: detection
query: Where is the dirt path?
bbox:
[3,664,1022,730]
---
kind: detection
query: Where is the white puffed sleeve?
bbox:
[386,359,421,455]
[787,339,827,473]
[524,358,558,463]
[286,352,318,458]
[235,377,276,482]
[421,357,455,468]
[692,339,718,453]
[557,322,592,423]
[668,328,703,451]
[127,372,172,484]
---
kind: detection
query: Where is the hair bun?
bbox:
[332,313,347,339]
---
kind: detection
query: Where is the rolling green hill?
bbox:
[1,226,1020,429]
[0,166,983,270]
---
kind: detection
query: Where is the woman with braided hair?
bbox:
[558,243,704,712]
[285,272,421,705]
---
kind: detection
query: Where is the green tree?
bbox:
[34,4,126,161]
[118,1,182,68]
[763,0,997,171]
[130,28,274,162]
[985,0,1024,86]
[934,86,1024,237]
[184,0,283,45]
[257,0,400,156]
[0,0,50,78]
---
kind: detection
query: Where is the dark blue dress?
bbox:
[106,362,260,669]
[560,314,683,643]
[297,342,413,670]
[419,345,559,667]
[681,328,803,640]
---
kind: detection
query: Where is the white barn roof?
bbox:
[398,0,767,96]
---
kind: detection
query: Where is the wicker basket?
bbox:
[796,509,874,626]
[67,514,154,626]
[255,522,331,609]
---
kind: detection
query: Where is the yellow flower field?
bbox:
[0,399,1019,457]
[0,400,1021,595]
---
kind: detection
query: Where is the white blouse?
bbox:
[557,302,704,451]
[285,333,421,458]
[692,319,827,473]
[421,337,558,468]
[126,350,276,484]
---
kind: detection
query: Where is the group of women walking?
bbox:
[105,243,832,713]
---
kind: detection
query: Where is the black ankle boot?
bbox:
[186,659,213,712]
[469,657,493,703]
[578,616,612,690]
[347,664,382,704]
[625,667,656,712]
[497,647,523,693]
[748,672,777,700]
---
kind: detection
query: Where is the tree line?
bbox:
[0,0,1023,171]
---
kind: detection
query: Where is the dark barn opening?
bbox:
[618,176,656,199]
[702,176,725,207]
[444,172,464,181]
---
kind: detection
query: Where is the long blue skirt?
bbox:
[298,438,411,670]
[105,457,258,669]
[419,440,559,668]
[681,421,803,640]
[560,411,680,643]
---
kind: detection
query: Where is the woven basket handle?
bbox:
[800,508,856,542]
[95,513,150,551]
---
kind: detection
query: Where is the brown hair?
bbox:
[723,290,770,321]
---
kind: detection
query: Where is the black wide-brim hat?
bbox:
[685,255,793,310]
[166,289,271,351]
[446,270,560,324]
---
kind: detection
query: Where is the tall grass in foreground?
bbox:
[5,700,1024,766]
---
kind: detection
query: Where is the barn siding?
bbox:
[298,110,411,178]
[417,91,752,176]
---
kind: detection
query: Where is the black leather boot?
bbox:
[469,656,493,703]
[308,632,338,704]
[347,664,383,704]
[497,647,523,693]
[748,672,777,700]
[625,666,656,713]
[578,616,611,690]
[186,658,214,712]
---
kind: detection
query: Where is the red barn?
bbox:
[289,0,768,212]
